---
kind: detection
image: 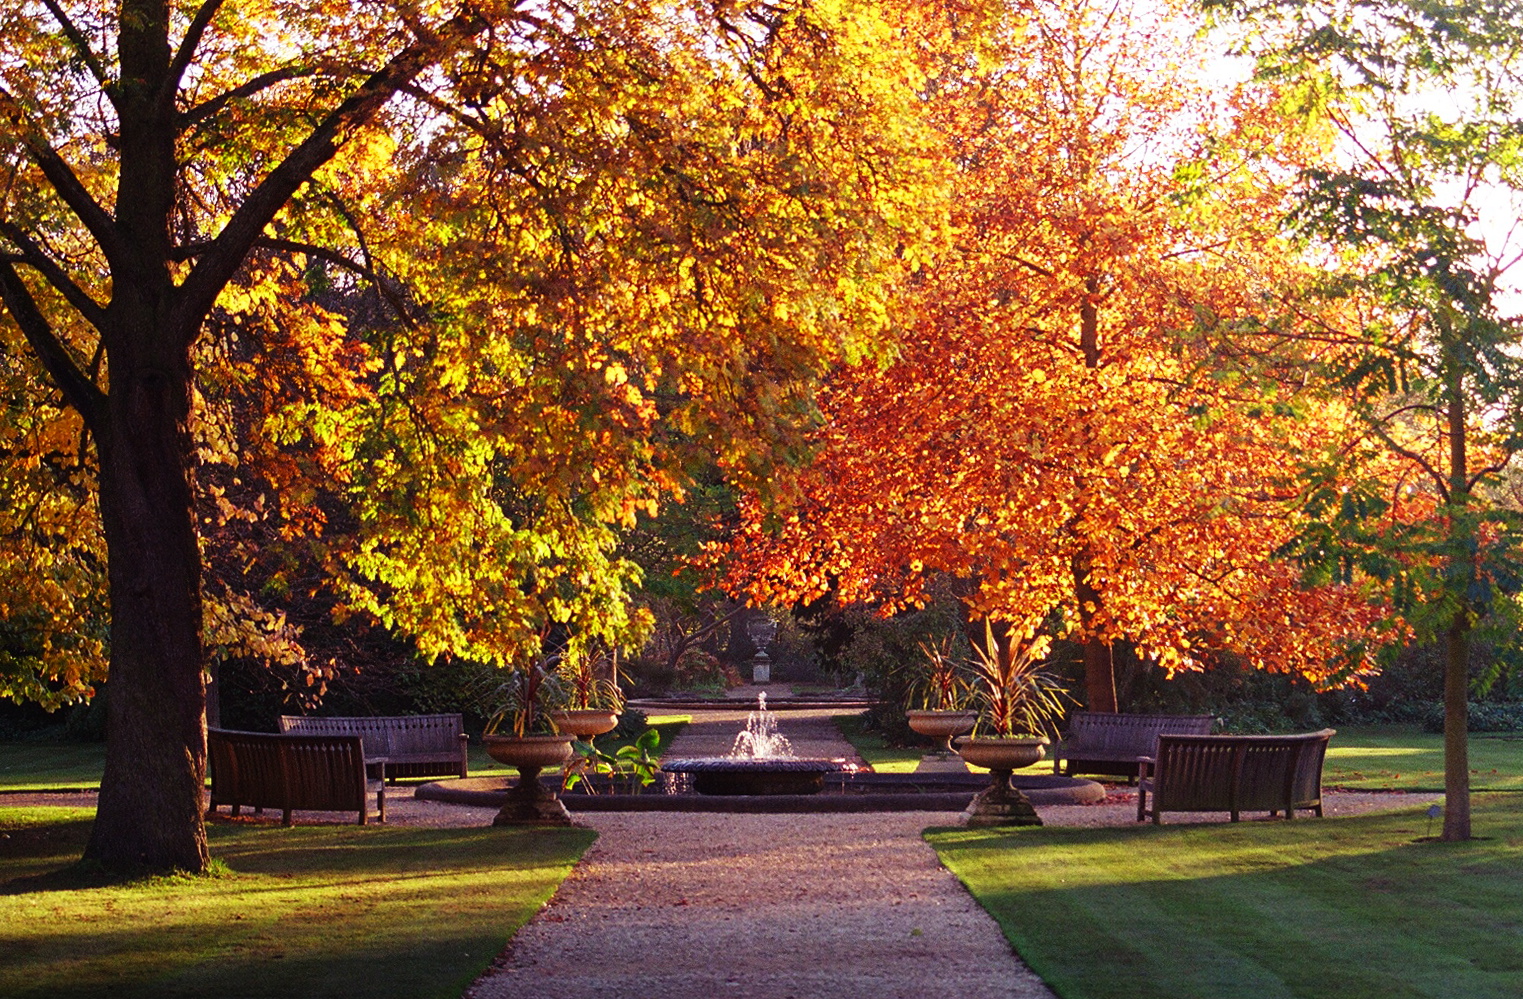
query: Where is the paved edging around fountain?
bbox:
[627,697,879,711]
[415,772,1104,813]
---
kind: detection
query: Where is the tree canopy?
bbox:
[0,0,967,870]
[1210,0,1523,840]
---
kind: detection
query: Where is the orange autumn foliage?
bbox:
[725,0,1390,693]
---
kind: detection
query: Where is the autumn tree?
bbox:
[1209,0,1523,841]
[727,0,1387,703]
[0,0,969,872]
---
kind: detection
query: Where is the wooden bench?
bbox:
[1136,729,1335,824]
[1052,711,1215,778]
[207,728,384,825]
[278,713,469,781]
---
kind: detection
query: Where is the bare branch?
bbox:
[0,219,109,329]
[161,0,227,114]
[179,66,318,129]
[39,0,112,93]
[0,260,106,432]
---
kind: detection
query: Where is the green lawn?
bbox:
[930,793,1523,999]
[0,715,690,791]
[1324,725,1523,792]
[0,805,593,999]
[0,741,108,791]
[832,713,928,773]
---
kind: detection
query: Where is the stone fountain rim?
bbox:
[660,757,844,773]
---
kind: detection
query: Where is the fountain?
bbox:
[729,692,792,757]
[661,693,843,795]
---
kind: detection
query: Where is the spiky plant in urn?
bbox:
[956,620,1073,827]
[549,645,625,743]
[904,633,978,753]
[482,656,575,825]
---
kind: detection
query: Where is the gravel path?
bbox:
[465,810,1056,999]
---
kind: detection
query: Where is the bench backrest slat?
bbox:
[1067,711,1214,755]
[278,713,465,758]
[1151,729,1334,816]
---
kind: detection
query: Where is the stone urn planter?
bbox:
[483,734,577,826]
[906,709,979,754]
[955,735,1049,827]
[549,709,621,740]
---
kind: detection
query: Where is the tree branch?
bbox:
[0,219,110,329]
[1363,417,1449,501]
[1468,457,1515,493]
[0,261,106,432]
[179,66,319,129]
[39,0,112,93]
[176,235,372,278]
[175,11,495,336]
[161,0,227,115]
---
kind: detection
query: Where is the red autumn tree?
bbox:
[726,0,1389,704]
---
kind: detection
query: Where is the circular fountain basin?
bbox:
[417,771,1104,811]
[660,758,843,795]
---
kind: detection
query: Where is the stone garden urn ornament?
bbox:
[905,709,978,754]
[483,734,577,825]
[548,709,621,740]
[746,613,779,684]
[956,736,1048,827]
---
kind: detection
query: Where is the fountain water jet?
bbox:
[661,693,842,795]
[729,692,794,759]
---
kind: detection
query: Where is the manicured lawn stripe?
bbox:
[1325,727,1523,791]
[929,795,1523,999]
[0,807,593,999]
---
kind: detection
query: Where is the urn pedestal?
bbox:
[956,736,1048,827]
[483,734,577,826]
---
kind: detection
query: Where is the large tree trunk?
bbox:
[1071,550,1118,712]
[78,3,209,873]
[1441,614,1472,841]
[83,329,208,872]
[1072,270,1117,713]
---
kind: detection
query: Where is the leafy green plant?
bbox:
[967,621,1073,737]
[561,728,663,793]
